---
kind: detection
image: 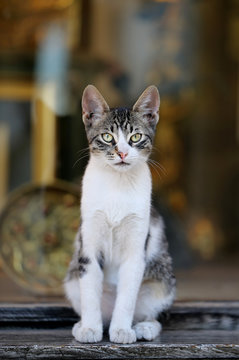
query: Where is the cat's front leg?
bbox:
[73,223,104,343]
[109,249,145,344]
[74,257,103,343]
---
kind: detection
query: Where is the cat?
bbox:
[64,85,176,344]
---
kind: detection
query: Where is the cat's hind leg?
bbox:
[64,277,81,316]
[133,279,175,341]
[133,320,162,341]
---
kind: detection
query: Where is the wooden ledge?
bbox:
[0,301,238,359]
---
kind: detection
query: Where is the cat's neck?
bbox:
[82,154,152,223]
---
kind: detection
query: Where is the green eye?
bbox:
[102,133,113,143]
[130,133,142,143]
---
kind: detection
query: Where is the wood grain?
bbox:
[0,302,238,359]
[0,330,238,359]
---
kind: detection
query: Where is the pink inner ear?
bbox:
[133,86,160,115]
[82,85,109,117]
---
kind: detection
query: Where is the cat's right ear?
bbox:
[82,85,109,126]
[133,85,160,127]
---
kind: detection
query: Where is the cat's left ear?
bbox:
[82,85,110,126]
[133,85,160,126]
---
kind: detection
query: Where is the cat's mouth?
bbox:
[115,161,130,166]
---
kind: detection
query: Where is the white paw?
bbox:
[109,327,136,344]
[72,321,102,343]
[133,320,162,341]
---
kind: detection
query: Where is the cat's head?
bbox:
[82,85,160,172]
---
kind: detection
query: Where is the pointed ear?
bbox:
[133,85,160,126]
[82,85,110,125]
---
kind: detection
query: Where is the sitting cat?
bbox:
[64,85,176,344]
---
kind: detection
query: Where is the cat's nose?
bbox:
[118,152,128,160]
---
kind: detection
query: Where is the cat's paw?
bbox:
[109,327,136,344]
[72,321,102,343]
[133,320,162,341]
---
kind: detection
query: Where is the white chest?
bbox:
[81,159,152,225]
[80,159,152,285]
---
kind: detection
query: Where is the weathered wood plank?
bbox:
[0,343,238,358]
[1,328,238,345]
[0,302,238,359]
[0,301,239,330]
[0,329,239,359]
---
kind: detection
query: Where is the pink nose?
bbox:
[118,152,128,160]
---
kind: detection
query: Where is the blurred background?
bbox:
[0,0,238,302]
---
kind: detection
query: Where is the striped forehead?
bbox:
[110,107,133,132]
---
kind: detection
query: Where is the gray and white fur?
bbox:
[64,85,176,344]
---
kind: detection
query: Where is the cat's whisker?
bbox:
[148,161,164,176]
[149,160,166,173]
[148,161,162,180]
[148,159,167,176]
[151,146,162,155]
[154,163,167,176]
[76,147,90,155]
[73,154,90,168]
[148,159,167,179]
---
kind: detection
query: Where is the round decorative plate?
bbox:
[0,182,80,295]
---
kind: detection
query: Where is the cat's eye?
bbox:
[130,133,142,143]
[102,133,113,143]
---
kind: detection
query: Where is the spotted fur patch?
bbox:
[97,251,105,270]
